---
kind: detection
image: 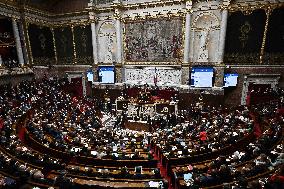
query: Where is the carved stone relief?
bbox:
[125,67,181,86]
[98,21,117,63]
[191,11,221,63]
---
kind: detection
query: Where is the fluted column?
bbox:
[89,11,99,65]
[17,21,29,65]
[91,22,99,64]
[12,19,24,66]
[0,55,3,67]
[113,1,124,83]
[217,8,228,63]
[183,12,192,63]
[115,17,123,63]
[113,0,123,64]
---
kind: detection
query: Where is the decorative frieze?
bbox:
[125,67,181,86]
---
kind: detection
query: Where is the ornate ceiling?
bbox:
[2,0,87,13]
[0,0,282,15]
[21,0,63,11]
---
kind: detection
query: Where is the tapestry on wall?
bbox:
[0,19,17,64]
[28,24,55,65]
[125,18,183,62]
[264,8,284,64]
[74,25,93,65]
[54,27,74,64]
[224,9,266,64]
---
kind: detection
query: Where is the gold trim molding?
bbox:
[228,3,284,13]
[260,8,272,64]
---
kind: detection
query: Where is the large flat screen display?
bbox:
[98,66,115,83]
[224,73,238,87]
[87,70,94,83]
[191,67,214,88]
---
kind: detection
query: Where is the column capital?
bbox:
[220,0,231,10]
[112,0,123,6]
[11,17,17,21]
[113,9,123,21]
[185,0,193,12]
[89,12,99,23]
[264,6,272,16]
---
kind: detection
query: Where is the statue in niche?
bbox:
[197,28,210,62]
[104,34,114,63]
[98,21,116,63]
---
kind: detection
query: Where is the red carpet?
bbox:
[151,148,174,189]
[253,123,262,138]
[18,127,26,142]
[0,118,4,130]
[250,113,262,138]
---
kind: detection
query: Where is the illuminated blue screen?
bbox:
[191,67,214,88]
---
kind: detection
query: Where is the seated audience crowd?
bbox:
[0,78,282,189]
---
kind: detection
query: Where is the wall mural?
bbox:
[98,21,117,63]
[224,9,266,64]
[74,25,93,65]
[125,18,183,62]
[125,67,181,86]
[264,8,284,64]
[28,24,55,65]
[54,26,74,64]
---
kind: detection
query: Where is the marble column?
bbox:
[91,22,99,64]
[189,29,195,63]
[115,65,122,83]
[218,9,228,63]
[115,17,123,64]
[12,19,25,66]
[183,12,191,63]
[17,21,29,65]
[214,66,224,87]
[181,66,190,85]
[0,55,2,67]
